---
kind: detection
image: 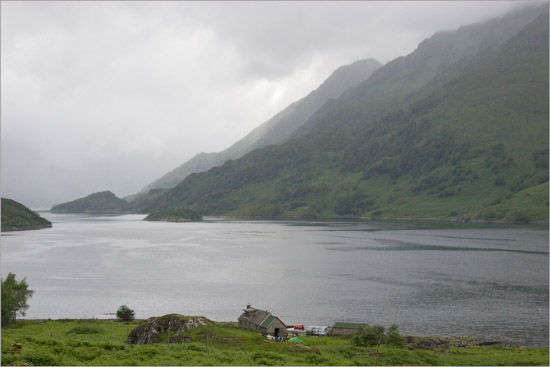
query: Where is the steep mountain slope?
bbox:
[51,191,131,214]
[1,198,52,231]
[138,59,382,192]
[142,5,548,223]
[293,4,546,139]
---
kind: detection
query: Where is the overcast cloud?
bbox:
[1,1,527,208]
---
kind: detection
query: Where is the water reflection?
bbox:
[1,214,548,347]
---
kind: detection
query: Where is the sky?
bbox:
[1,1,530,208]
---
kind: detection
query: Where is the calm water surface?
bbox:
[1,213,548,347]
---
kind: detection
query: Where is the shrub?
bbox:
[351,324,404,347]
[71,346,101,362]
[100,342,126,351]
[66,325,104,334]
[386,324,405,347]
[494,178,506,186]
[0,353,15,366]
[512,211,532,224]
[23,349,63,366]
[304,354,331,365]
[251,351,284,366]
[116,305,135,322]
[185,344,205,352]
[351,325,386,347]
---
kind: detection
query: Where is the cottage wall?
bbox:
[264,318,287,339]
[330,327,358,336]
[329,323,368,336]
[238,319,260,332]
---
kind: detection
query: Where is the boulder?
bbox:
[125,314,212,344]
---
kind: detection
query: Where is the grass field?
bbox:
[1,319,548,366]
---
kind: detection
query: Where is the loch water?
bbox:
[1,213,548,347]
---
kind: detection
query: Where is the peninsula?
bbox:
[1,198,52,232]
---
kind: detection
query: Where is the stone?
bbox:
[125,314,212,344]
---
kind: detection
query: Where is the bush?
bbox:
[512,211,533,224]
[116,305,135,322]
[251,351,284,366]
[351,325,386,347]
[351,324,404,348]
[304,354,330,365]
[386,324,405,347]
[494,178,506,186]
[334,193,374,216]
[66,325,104,334]
[23,349,63,366]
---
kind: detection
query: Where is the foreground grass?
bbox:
[1,319,548,366]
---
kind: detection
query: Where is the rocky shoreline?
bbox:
[403,336,501,350]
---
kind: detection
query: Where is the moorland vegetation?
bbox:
[1,318,548,366]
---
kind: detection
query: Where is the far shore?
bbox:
[37,210,550,226]
[10,317,542,349]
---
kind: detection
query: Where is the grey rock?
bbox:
[125,314,212,344]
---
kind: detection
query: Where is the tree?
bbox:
[1,273,33,326]
[116,305,135,322]
[351,325,386,347]
[386,324,405,347]
[351,324,405,347]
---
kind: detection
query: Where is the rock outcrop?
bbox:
[126,314,212,344]
[405,336,500,350]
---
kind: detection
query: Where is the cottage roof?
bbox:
[260,315,276,328]
[238,308,270,326]
[332,322,367,329]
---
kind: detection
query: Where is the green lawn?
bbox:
[1,319,548,366]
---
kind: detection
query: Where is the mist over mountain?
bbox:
[137,59,382,193]
[292,4,546,140]
[139,5,548,223]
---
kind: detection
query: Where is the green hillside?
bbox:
[292,5,545,139]
[2,319,548,366]
[141,6,548,223]
[51,191,131,214]
[144,208,202,222]
[1,198,52,231]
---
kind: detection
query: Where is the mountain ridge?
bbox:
[292,3,546,140]
[51,191,131,214]
[141,4,548,223]
[136,58,382,193]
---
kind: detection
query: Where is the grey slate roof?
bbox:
[238,307,270,326]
